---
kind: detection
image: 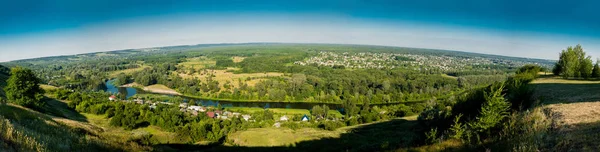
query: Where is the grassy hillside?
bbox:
[0,99,151,151]
[530,77,600,151]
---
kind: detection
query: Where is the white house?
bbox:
[109,95,117,101]
[179,103,188,108]
[279,115,289,121]
[242,115,252,121]
[187,106,203,111]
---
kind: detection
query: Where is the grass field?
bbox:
[221,115,437,151]
[178,57,216,70]
[228,127,344,147]
[232,56,245,63]
[225,107,342,118]
[531,77,600,151]
[531,77,600,104]
[178,69,283,88]
[109,64,150,77]
[39,84,59,91]
[81,113,189,144]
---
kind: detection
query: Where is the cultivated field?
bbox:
[178,57,216,70]
[178,69,283,88]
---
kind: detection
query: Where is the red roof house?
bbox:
[206,112,215,118]
[109,95,117,101]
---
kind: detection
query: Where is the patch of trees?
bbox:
[417,65,541,147]
[3,67,45,108]
[553,45,599,79]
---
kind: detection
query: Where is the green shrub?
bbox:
[319,121,346,131]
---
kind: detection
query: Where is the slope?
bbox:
[0,99,151,152]
[531,77,600,151]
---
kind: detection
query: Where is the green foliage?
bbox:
[4,67,45,108]
[311,105,329,119]
[592,62,600,78]
[556,44,594,78]
[319,121,346,131]
[425,128,439,144]
[468,83,510,135]
[449,114,465,140]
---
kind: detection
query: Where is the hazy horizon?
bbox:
[1,0,599,62]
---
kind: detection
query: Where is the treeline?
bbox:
[50,89,251,143]
[417,64,543,149]
[553,44,600,79]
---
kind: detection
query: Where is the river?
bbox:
[104,80,347,110]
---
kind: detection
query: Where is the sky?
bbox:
[1,0,599,62]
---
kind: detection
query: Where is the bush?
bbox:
[319,121,346,131]
[346,117,359,126]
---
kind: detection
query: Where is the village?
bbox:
[108,95,311,127]
[294,51,550,71]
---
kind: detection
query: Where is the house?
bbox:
[223,111,231,116]
[280,115,289,121]
[273,122,281,128]
[109,95,117,101]
[206,112,216,118]
[301,115,310,121]
[187,106,203,111]
[242,115,251,121]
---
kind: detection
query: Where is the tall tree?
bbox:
[592,61,600,78]
[4,67,45,108]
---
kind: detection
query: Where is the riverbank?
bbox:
[120,83,181,96]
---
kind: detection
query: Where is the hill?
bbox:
[530,77,600,151]
[0,98,151,151]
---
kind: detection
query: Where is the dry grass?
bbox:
[531,77,600,151]
[546,102,600,126]
[143,84,181,95]
[179,69,283,88]
[40,84,58,91]
[232,56,245,63]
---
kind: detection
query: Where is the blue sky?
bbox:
[1,0,599,62]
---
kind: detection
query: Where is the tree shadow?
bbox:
[41,97,88,122]
[152,119,447,152]
[531,83,600,104]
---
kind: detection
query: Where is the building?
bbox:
[280,115,289,121]
[187,106,203,111]
[301,115,310,121]
[273,122,281,128]
[206,112,216,118]
[109,95,117,101]
[242,115,251,121]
